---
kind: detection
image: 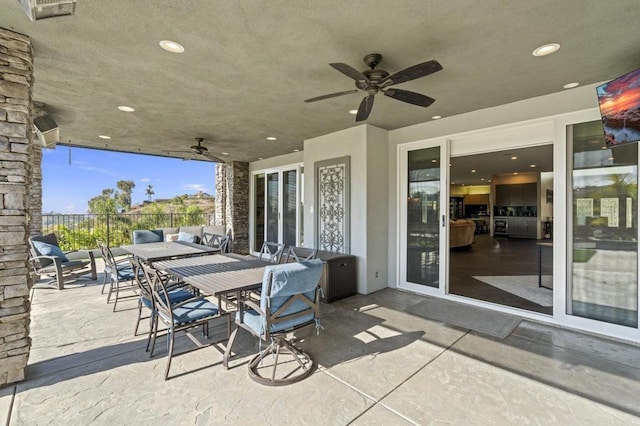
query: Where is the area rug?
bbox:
[473,275,553,307]
[406,297,522,339]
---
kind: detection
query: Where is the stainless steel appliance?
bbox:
[494,218,509,236]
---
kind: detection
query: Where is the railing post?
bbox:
[170,212,174,227]
[106,213,110,248]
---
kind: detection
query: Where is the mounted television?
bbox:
[596,67,640,147]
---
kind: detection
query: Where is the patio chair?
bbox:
[284,246,318,263]
[97,241,133,294]
[145,264,226,380]
[258,241,286,263]
[201,233,230,253]
[231,259,324,385]
[29,234,97,290]
[131,257,195,351]
[98,242,139,312]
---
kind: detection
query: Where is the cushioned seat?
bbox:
[450,220,476,248]
[132,230,163,244]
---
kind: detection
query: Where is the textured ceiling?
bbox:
[2,0,640,163]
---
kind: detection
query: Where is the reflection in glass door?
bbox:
[569,120,638,327]
[266,172,279,243]
[253,174,265,251]
[406,147,441,287]
[282,169,297,246]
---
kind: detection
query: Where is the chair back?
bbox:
[144,264,174,319]
[97,241,118,272]
[29,234,65,269]
[131,257,153,300]
[259,259,324,338]
[258,241,286,263]
[202,233,230,252]
[132,229,163,244]
[284,246,318,263]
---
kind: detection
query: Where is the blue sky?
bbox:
[42,147,216,213]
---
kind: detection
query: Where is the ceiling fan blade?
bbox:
[202,152,225,163]
[381,60,443,87]
[330,63,370,83]
[355,95,375,122]
[304,89,359,103]
[384,88,435,107]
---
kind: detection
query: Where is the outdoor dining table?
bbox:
[120,240,219,263]
[153,253,271,368]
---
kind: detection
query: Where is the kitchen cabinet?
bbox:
[495,183,537,206]
[508,217,537,238]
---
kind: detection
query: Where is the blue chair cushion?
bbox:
[177,231,198,243]
[240,309,315,335]
[141,288,194,309]
[132,230,163,244]
[160,299,219,325]
[32,240,69,262]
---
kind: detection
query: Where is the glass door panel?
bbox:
[266,172,279,243]
[569,120,638,327]
[407,147,441,287]
[282,169,298,246]
[254,174,265,252]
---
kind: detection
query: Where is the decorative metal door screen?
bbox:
[315,156,350,254]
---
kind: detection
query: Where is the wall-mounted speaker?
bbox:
[34,114,59,147]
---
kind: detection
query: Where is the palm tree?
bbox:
[145,185,155,202]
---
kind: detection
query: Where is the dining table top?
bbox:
[120,240,219,263]
[153,253,271,297]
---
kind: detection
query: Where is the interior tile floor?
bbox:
[449,234,554,314]
[2,261,639,425]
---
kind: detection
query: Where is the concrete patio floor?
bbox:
[2,261,640,425]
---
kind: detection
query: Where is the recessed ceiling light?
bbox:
[601,146,607,150]
[349,109,358,115]
[563,82,580,89]
[530,164,536,168]
[98,135,111,140]
[431,159,437,163]
[608,157,615,161]
[532,43,560,57]
[431,115,442,120]
[471,169,476,173]
[511,156,518,160]
[266,136,277,141]
[293,149,300,152]
[221,152,229,156]
[159,40,184,53]
[117,106,135,112]
[480,178,485,181]
[258,157,264,160]
[513,172,519,175]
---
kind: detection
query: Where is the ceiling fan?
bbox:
[166,138,225,163]
[304,53,442,122]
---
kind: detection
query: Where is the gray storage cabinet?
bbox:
[288,248,357,303]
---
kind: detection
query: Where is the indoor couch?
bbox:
[449,219,476,249]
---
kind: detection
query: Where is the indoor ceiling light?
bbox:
[266,136,277,141]
[159,40,184,53]
[431,115,442,120]
[98,135,111,140]
[117,106,135,112]
[563,82,580,89]
[431,159,437,163]
[532,43,560,56]
[293,149,300,152]
[471,169,476,173]
[511,156,518,160]
[513,172,519,175]
[530,164,536,168]
[258,157,264,160]
[221,152,229,156]
[349,109,358,115]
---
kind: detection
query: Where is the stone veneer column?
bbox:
[0,28,33,386]
[221,161,249,254]
[214,163,226,228]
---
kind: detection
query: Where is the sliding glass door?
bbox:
[399,143,448,293]
[252,165,303,253]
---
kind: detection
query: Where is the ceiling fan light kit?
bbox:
[305,53,442,122]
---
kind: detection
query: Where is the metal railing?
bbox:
[42,213,215,251]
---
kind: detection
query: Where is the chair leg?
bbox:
[112,279,120,312]
[133,297,142,336]
[150,315,159,357]
[101,269,108,294]
[223,325,239,369]
[145,312,155,352]
[164,327,175,380]
[106,277,114,303]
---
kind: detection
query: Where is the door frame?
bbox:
[249,162,303,255]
